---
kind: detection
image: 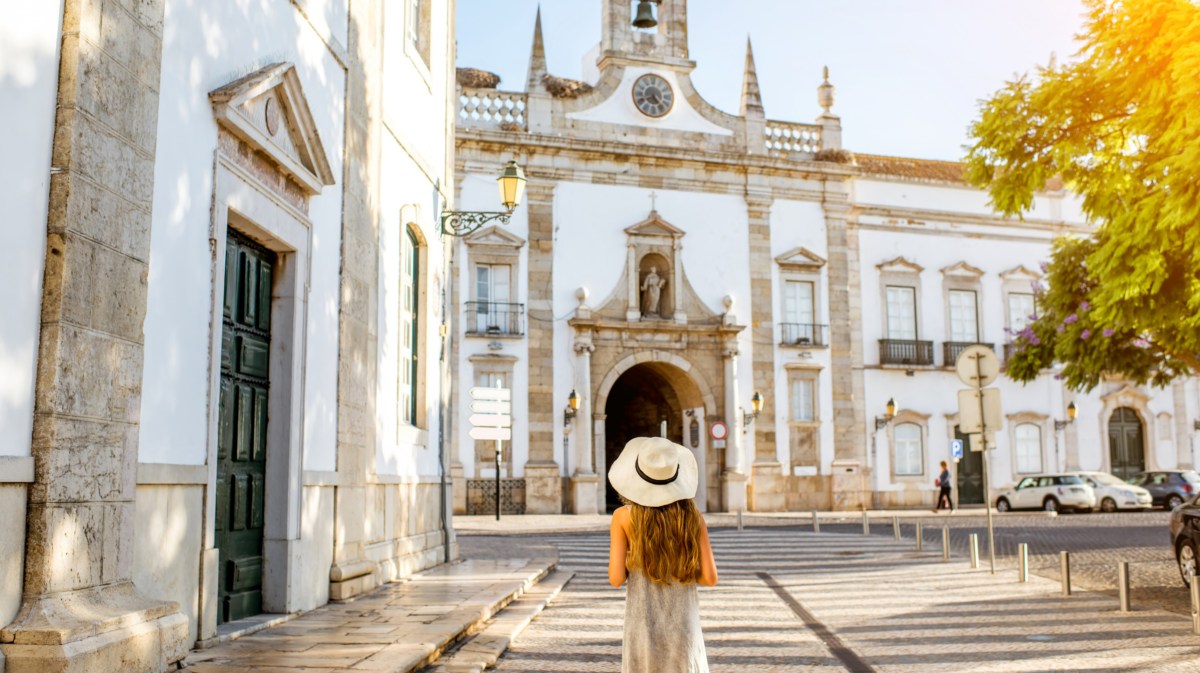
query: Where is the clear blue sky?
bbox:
[456,0,1088,161]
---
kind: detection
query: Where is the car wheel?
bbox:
[1178,538,1198,587]
[996,497,1011,513]
[1043,497,1060,513]
[1168,494,1185,510]
[1101,497,1117,513]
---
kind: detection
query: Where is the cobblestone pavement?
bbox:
[464,522,1200,673]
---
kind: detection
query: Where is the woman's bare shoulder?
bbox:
[612,505,631,521]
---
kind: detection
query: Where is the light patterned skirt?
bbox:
[622,571,709,673]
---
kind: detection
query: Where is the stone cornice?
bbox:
[855,204,1090,235]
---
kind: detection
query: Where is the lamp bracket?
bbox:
[440,210,513,237]
[1054,419,1072,432]
[874,416,891,431]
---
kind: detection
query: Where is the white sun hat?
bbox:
[609,436,698,508]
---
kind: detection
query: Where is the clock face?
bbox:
[632,74,674,118]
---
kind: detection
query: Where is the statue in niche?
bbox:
[641,266,667,318]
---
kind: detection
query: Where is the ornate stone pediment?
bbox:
[624,211,686,239]
[940,261,984,279]
[1101,383,1151,405]
[465,225,526,249]
[775,246,826,270]
[210,62,336,195]
[1000,264,1042,282]
[876,256,923,274]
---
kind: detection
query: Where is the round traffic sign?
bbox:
[709,421,728,440]
[955,344,1000,387]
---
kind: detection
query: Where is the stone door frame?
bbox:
[199,154,312,638]
[593,350,719,512]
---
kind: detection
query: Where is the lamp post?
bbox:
[440,160,527,236]
[563,389,580,428]
[1054,401,1077,472]
[874,397,896,431]
[742,391,764,430]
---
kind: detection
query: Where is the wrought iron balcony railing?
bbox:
[466,301,525,337]
[943,341,995,367]
[780,323,829,347]
[879,338,935,366]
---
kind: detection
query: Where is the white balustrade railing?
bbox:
[764,121,823,155]
[458,88,527,131]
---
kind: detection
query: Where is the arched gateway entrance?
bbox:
[600,362,711,513]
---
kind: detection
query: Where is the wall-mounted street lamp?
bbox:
[632,0,659,28]
[874,397,896,431]
[563,389,580,428]
[440,160,527,237]
[1193,418,1200,432]
[1054,402,1078,432]
[742,391,764,430]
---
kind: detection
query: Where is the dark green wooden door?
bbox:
[1109,407,1145,481]
[215,231,273,623]
[955,425,985,505]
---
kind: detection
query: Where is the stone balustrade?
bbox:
[459,88,528,131]
[764,120,823,155]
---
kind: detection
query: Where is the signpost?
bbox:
[469,384,512,521]
[709,421,728,450]
[956,344,1002,574]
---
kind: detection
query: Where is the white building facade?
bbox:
[1,0,457,669]
[451,0,1200,515]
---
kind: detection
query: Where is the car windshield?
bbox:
[1058,476,1085,485]
[1182,471,1200,484]
[1086,473,1125,486]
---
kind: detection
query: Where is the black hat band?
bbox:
[635,456,680,485]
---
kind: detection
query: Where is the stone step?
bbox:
[182,556,557,673]
[422,570,575,673]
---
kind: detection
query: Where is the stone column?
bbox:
[0,0,190,670]
[745,191,785,511]
[625,242,640,322]
[570,342,599,514]
[524,180,562,513]
[721,347,748,513]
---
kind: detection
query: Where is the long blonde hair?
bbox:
[625,498,704,585]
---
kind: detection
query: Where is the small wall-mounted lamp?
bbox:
[563,389,580,428]
[1054,402,1078,432]
[1193,417,1199,432]
[440,160,527,237]
[874,397,896,431]
[742,391,764,429]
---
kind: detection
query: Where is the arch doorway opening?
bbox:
[602,362,708,513]
[953,425,984,506]
[1109,407,1146,481]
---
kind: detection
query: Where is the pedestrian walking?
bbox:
[608,436,718,673]
[934,459,954,512]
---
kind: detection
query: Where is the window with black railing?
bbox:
[780,323,829,347]
[466,301,525,336]
[943,341,994,367]
[879,338,934,366]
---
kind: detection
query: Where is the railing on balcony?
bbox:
[764,121,823,156]
[780,323,829,347]
[943,342,995,368]
[458,88,527,131]
[466,301,525,337]
[879,339,935,366]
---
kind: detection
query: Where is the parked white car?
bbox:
[995,474,1096,513]
[1068,471,1152,512]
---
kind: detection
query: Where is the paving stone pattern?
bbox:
[478,525,1200,672]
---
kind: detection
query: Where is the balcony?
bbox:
[780,323,829,347]
[943,341,995,368]
[466,301,525,337]
[879,339,935,366]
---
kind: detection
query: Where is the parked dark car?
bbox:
[1129,470,1200,510]
[1169,494,1200,586]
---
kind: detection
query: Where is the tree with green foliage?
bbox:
[965,0,1200,391]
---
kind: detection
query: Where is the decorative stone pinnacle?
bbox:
[818,65,835,113]
[526,6,548,93]
[740,36,764,119]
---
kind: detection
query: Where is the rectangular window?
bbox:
[782,280,815,326]
[1008,292,1036,333]
[1014,423,1043,474]
[790,379,815,422]
[475,264,511,333]
[399,228,419,425]
[893,422,923,476]
[408,0,431,67]
[948,290,978,342]
[885,286,917,340]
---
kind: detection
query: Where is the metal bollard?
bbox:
[1191,580,1200,634]
[893,516,900,540]
[1060,551,1072,596]
[812,510,820,534]
[1118,562,1132,612]
[737,509,743,531]
[942,526,950,561]
[915,522,923,551]
[969,534,980,569]
[1018,543,1029,583]
[862,511,870,535]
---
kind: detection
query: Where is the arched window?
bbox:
[399,225,423,426]
[1014,423,1042,474]
[894,423,923,475]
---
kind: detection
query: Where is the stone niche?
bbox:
[600,210,714,326]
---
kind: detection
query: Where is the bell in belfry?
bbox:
[632,0,658,28]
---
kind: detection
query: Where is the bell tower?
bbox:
[600,0,693,69]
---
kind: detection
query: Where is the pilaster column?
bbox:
[573,342,596,475]
[0,0,190,669]
[625,242,640,322]
[721,347,748,513]
[824,201,866,464]
[745,191,778,464]
[524,180,562,513]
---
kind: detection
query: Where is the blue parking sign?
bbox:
[950,439,964,460]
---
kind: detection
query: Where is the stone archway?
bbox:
[595,353,718,512]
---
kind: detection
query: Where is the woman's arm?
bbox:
[608,506,630,587]
[697,517,718,587]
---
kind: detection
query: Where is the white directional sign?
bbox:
[968,432,998,452]
[469,387,512,401]
[958,388,1003,435]
[955,345,1000,388]
[469,414,512,428]
[469,400,512,415]
[469,426,512,441]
